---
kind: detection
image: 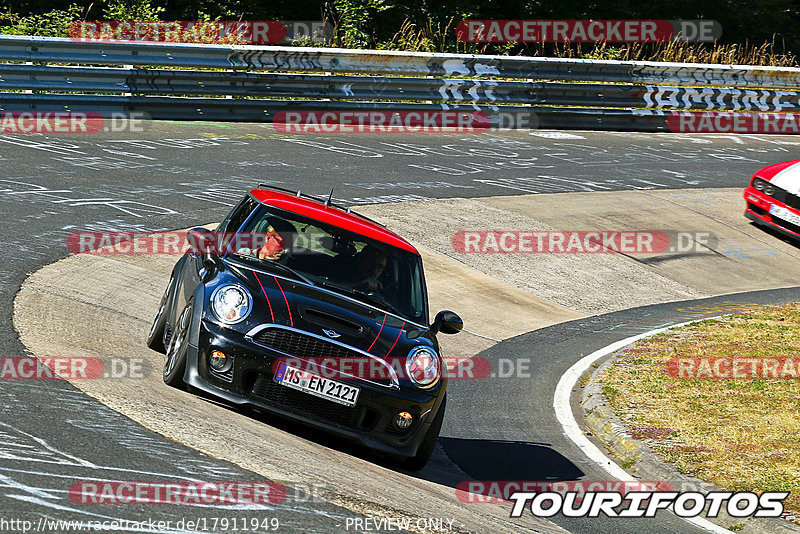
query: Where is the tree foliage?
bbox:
[0,0,797,60]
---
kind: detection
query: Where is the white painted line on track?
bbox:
[529,131,586,140]
[553,317,730,534]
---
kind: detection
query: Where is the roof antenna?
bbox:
[296,190,302,197]
[325,188,334,206]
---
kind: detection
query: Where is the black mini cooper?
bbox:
[147,186,462,470]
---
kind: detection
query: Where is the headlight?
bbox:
[405,346,440,388]
[210,284,252,324]
[752,177,776,195]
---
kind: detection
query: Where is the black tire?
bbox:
[147,275,173,354]
[163,302,191,388]
[401,395,446,472]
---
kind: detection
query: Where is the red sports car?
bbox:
[744,159,800,240]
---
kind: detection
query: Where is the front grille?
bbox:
[765,185,800,210]
[786,192,800,210]
[250,326,396,387]
[770,188,787,203]
[254,328,358,360]
[250,372,378,431]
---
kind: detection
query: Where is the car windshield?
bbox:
[223,203,427,324]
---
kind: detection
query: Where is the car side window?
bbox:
[216,201,238,233]
[408,259,424,319]
[217,197,258,253]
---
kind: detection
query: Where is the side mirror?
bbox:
[187,228,218,272]
[431,310,463,335]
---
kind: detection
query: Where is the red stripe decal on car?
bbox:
[273,276,293,327]
[252,272,274,323]
[384,321,405,358]
[366,313,387,353]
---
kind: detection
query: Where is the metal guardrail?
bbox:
[1,35,799,131]
[3,35,800,87]
[0,92,668,130]
[3,64,799,111]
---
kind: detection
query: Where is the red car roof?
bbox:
[249,189,418,254]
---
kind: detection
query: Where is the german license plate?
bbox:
[274,364,359,407]
[770,204,800,227]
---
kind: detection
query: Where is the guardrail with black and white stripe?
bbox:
[1,34,799,131]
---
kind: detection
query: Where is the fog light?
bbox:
[393,411,413,430]
[209,350,228,370]
[746,195,759,203]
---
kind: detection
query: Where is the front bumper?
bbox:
[183,319,444,458]
[743,186,800,240]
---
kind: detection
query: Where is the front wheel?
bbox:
[147,275,173,353]
[401,395,446,472]
[163,302,191,388]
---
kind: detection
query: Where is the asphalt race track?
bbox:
[446,287,800,533]
[3,123,800,533]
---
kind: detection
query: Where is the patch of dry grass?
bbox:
[547,38,799,67]
[376,19,798,67]
[603,302,800,512]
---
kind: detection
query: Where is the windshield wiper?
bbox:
[319,282,404,317]
[257,259,315,286]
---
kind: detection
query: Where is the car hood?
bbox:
[757,159,800,194]
[227,261,433,359]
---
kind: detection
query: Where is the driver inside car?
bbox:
[342,245,387,291]
[236,220,287,261]
[255,227,286,260]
